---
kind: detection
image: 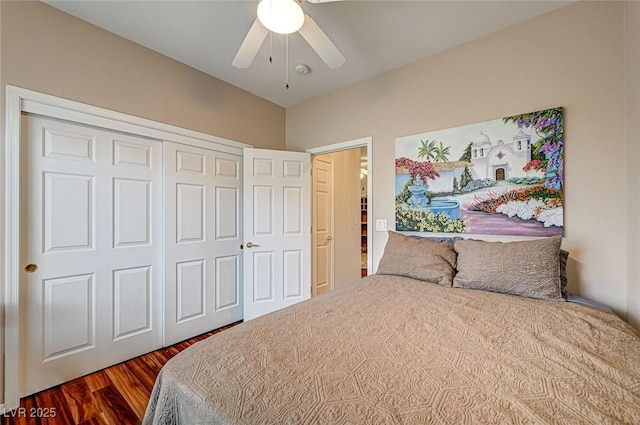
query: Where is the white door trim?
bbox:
[2,85,250,412]
[306,137,373,276]
[3,86,22,412]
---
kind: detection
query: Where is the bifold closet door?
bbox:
[20,114,163,396]
[164,141,243,346]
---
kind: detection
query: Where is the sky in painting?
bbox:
[395,116,543,161]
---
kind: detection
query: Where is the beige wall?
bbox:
[0,0,3,405]
[625,1,640,329]
[287,1,635,321]
[0,1,285,149]
[316,149,363,289]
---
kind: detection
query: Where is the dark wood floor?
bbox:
[1,322,241,425]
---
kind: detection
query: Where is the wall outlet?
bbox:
[375,219,388,231]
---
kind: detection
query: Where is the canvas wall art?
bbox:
[395,107,563,237]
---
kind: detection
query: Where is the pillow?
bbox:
[453,236,564,301]
[559,249,569,298]
[376,231,457,286]
[420,235,464,244]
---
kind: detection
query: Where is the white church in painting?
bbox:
[471,129,532,180]
[414,128,537,194]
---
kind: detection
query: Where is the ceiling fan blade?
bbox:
[232,18,269,69]
[298,14,345,69]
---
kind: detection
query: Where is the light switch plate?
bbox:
[375,219,388,231]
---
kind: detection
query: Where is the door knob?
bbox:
[25,264,39,273]
[246,242,260,248]
[326,235,333,241]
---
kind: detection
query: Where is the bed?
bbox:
[144,233,640,424]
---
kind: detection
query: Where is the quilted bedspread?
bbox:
[143,275,640,424]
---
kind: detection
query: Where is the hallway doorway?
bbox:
[308,138,371,296]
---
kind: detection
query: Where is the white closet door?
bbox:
[20,114,163,396]
[164,141,243,346]
[243,148,311,320]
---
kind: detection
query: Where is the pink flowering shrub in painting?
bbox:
[395,157,440,183]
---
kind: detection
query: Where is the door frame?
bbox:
[2,86,249,412]
[307,137,373,276]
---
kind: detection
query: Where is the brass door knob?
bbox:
[246,242,260,248]
[25,264,39,273]
[326,235,333,241]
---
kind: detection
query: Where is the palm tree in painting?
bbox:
[417,139,437,161]
[433,141,451,163]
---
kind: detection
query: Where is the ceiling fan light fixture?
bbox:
[257,0,304,35]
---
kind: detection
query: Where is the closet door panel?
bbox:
[176,183,205,243]
[164,141,243,346]
[21,115,163,396]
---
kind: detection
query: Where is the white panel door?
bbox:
[243,148,311,320]
[20,115,163,396]
[164,141,243,345]
[312,156,335,296]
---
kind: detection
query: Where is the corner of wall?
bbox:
[625,1,640,330]
[0,0,6,407]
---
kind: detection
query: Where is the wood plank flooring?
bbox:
[1,322,241,425]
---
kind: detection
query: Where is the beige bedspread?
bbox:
[144,275,640,424]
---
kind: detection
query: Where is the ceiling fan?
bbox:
[232,0,346,70]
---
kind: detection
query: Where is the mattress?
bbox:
[143,274,640,424]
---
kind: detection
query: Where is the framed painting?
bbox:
[395,107,563,236]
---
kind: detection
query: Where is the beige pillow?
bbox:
[453,236,564,301]
[376,231,457,286]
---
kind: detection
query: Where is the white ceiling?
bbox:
[44,0,573,108]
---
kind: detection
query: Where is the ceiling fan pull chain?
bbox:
[285,34,290,89]
[269,32,273,63]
